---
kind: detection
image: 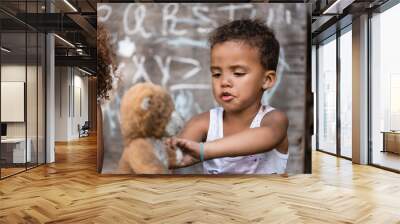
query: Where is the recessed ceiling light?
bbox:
[1,47,11,53]
[63,0,78,12]
[322,0,355,15]
[54,34,75,48]
[78,67,93,76]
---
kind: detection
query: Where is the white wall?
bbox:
[55,67,69,141]
[1,64,46,164]
[1,65,40,138]
[1,66,26,140]
[54,67,89,141]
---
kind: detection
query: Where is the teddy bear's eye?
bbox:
[140,97,151,110]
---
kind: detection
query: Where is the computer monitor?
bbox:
[1,123,7,137]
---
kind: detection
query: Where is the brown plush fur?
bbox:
[117,83,180,174]
[120,83,173,142]
[117,139,168,174]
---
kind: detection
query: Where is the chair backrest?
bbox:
[82,121,90,129]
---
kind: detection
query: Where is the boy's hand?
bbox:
[164,138,200,168]
[173,138,201,158]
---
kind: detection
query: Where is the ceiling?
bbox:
[0,0,97,73]
[0,0,394,73]
[310,0,390,44]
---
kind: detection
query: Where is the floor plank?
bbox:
[0,135,400,223]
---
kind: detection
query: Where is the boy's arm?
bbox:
[178,111,209,141]
[175,110,288,160]
[167,112,209,168]
[206,110,288,159]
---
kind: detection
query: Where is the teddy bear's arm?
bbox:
[120,139,168,174]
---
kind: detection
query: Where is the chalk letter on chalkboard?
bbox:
[162,3,187,36]
[286,10,292,25]
[173,90,194,120]
[172,56,201,80]
[267,8,274,27]
[132,55,152,83]
[193,6,217,34]
[98,4,112,22]
[154,55,172,87]
[123,4,152,38]
[118,37,136,58]
[217,4,253,21]
[170,84,210,92]
[102,100,120,136]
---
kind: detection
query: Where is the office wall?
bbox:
[55,67,69,141]
[1,82,24,122]
[1,65,42,139]
[72,73,89,138]
[88,77,97,132]
[0,2,48,178]
[54,67,89,141]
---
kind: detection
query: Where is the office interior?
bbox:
[0,0,399,222]
[311,0,400,172]
[0,0,97,178]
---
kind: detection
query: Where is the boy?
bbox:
[168,19,289,174]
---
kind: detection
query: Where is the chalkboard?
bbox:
[98,3,309,174]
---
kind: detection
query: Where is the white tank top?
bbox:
[203,105,288,174]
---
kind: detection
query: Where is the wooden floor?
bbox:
[1,167,26,178]
[1,135,400,223]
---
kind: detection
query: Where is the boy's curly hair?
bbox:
[97,24,116,100]
[208,19,280,71]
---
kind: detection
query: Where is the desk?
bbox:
[1,138,31,163]
[381,131,400,154]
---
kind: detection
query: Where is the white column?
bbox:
[46,32,55,163]
[352,14,369,164]
[312,45,317,151]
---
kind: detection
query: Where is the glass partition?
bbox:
[1,30,28,177]
[0,1,46,179]
[317,35,337,155]
[339,27,352,158]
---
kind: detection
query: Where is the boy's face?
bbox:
[210,40,275,113]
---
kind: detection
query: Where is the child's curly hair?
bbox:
[208,19,280,71]
[97,24,116,100]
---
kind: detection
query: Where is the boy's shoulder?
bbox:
[178,111,210,141]
[260,109,289,129]
[187,111,210,128]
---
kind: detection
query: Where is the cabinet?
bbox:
[382,132,400,154]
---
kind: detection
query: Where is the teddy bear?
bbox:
[116,82,184,174]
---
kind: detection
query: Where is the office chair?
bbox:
[79,121,90,138]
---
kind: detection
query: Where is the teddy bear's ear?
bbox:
[140,96,151,111]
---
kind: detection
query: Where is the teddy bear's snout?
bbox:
[140,96,151,111]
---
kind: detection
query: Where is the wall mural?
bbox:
[98,3,309,174]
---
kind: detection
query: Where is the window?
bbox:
[370,2,400,171]
[339,28,352,158]
[317,36,337,154]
